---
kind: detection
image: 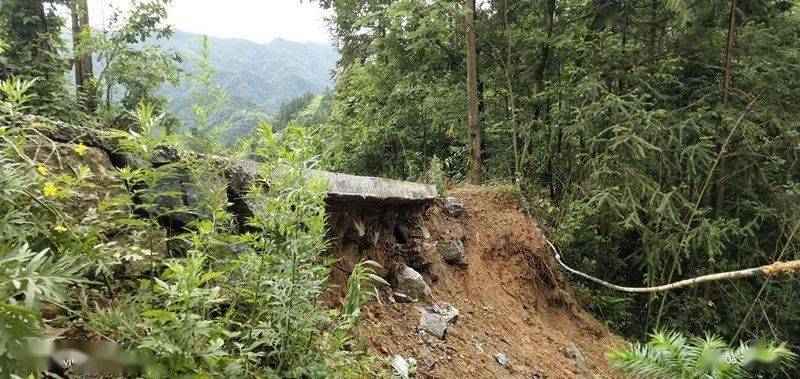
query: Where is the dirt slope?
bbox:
[348,186,624,378]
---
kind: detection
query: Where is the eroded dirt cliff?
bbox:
[326,186,624,378]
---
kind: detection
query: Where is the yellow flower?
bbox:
[74,143,87,156]
[54,225,68,233]
[42,184,58,197]
[36,165,48,175]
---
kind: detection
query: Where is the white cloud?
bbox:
[87,0,331,43]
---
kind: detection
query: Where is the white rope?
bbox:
[517,189,799,293]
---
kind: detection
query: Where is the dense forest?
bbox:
[2,0,800,377]
[315,0,800,348]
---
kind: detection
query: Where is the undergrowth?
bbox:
[0,79,385,377]
[608,330,797,378]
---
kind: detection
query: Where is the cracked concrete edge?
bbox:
[19,115,438,203]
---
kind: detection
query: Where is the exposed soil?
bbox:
[328,185,624,378]
[25,123,624,377]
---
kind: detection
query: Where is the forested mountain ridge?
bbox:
[159,30,337,139]
[162,30,336,114]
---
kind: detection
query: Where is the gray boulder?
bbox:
[400,242,434,272]
[150,169,192,224]
[443,197,466,217]
[218,242,249,257]
[396,266,432,301]
[419,312,448,340]
[438,240,467,266]
[418,303,459,339]
[150,145,181,166]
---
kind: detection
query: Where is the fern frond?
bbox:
[609,331,796,378]
[648,329,691,376]
[607,342,674,377]
[739,340,798,370]
[687,334,729,377]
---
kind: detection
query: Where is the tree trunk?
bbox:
[13,0,51,54]
[465,0,482,184]
[648,0,659,65]
[716,0,737,217]
[504,62,519,176]
[501,0,520,177]
[722,0,736,107]
[30,0,50,52]
[71,0,95,111]
[532,0,555,118]
[523,0,555,172]
[618,0,629,92]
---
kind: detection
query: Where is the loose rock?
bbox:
[418,346,437,371]
[443,197,466,217]
[150,145,181,166]
[419,303,459,339]
[564,345,594,378]
[563,346,579,359]
[494,352,508,366]
[396,266,433,301]
[344,217,366,242]
[419,313,448,340]
[438,240,467,266]
[394,292,413,303]
[391,354,409,379]
[396,221,431,243]
[400,243,434,272]
[419,226,431,240]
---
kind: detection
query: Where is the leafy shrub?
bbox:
[82,117,383,376]
[0,130,87,375]
[607,330,796,378]
[1,77,384,375]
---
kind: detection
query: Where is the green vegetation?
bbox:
[160,30,337,142]
[84,118,377,376]
[608,330,796,378]
[91,0,179,121]
[313,0,800,374]
[0,0,72,118]
[2,0,800,377]
[0,78,383,376]
[182,35,228,153]
[0,1,378,375]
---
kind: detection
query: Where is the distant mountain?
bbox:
[159,30,338,142]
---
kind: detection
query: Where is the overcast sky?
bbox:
[87,0,331,43]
